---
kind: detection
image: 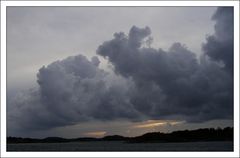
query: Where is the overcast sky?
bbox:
[7,7,216,95]
[7,7,233,138]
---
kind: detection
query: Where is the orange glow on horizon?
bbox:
[83,131,106,138]
[133,120,185,129]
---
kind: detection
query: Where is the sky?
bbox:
[7,6,233,138]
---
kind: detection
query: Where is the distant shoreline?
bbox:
[7,127,233,144]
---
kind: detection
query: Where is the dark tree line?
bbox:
[129,127,233,143]
[7,127,233,144]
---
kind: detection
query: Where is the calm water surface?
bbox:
[7,141,233,151]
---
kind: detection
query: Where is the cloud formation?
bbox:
[8,55,141,132]
[8,7,233,133]
[97,12,233,122]
[202,7,233,73]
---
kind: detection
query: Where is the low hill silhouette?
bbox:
[7,127,233,144]
[129,127,233,143]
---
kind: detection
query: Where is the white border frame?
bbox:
[1,1,239,157]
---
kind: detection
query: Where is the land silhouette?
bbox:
[7,127,233,144]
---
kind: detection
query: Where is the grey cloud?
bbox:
[97,7,233,123]
[8,55,140,133]
[8,7,233,133]
[7,89,65,131]
[91,56,100,67]
[7,7,216,99]
[202,7,233,73]
[128,26,151,48]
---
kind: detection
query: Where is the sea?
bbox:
[7,141,233,151]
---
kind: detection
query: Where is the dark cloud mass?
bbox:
[202,7,233,73]
[97,25,232,122]
[8,55,140,131]
[97,7,233,122]
[8,7,233,133]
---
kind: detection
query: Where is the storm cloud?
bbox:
[97,7,233,122]
[7,7,233,132]
[8,55,141,131]
[202,7,233,73]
